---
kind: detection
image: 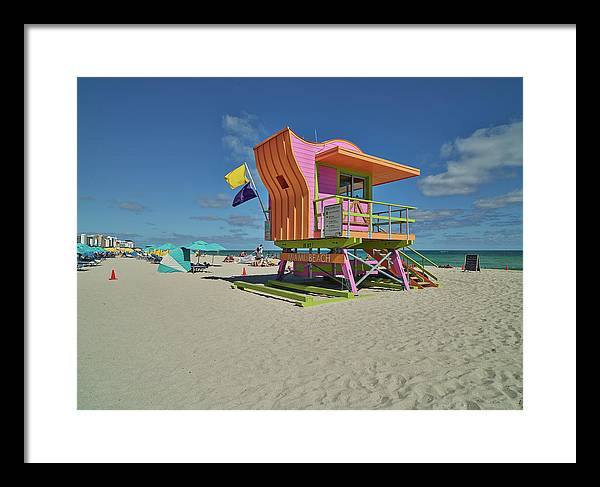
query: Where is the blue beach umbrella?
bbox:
[185,240,209,251]
[77,243,95,255]
[186,242,210,252]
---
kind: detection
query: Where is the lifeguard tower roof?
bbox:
[314,146,420,186]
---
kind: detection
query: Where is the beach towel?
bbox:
[239,254,256,264]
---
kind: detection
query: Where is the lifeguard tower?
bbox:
[232,127,438,305]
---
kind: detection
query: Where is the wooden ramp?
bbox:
[231,280,356,307]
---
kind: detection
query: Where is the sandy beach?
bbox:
[78,256,523,410]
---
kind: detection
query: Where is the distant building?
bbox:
[78,233,119,248]
[116,239,135,248]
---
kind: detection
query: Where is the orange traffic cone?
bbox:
[241,267,247,276]
[109,269,117,280]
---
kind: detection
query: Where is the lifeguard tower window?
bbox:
[339,173,367,199]
[276,175,290,190]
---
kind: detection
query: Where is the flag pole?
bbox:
[243,161,269,221]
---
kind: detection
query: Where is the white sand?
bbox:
[78,256,522,410]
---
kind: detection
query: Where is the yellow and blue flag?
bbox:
[232,182,257,207]
[224,164,249,189]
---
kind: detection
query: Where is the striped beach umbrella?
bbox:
[157,248,191,273]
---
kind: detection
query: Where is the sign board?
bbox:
[463,254,481,271]
[280,252,345,264]
[264,220,272,241]
[323,203,343,237]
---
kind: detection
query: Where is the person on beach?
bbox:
[255,244,264,265]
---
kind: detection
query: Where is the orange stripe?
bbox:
[255,128,358,241]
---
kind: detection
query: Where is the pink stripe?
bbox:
[290,135,360,237]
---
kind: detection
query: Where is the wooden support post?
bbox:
[341,249,359,295]
[276,258,287,280]
[389,249,411,291]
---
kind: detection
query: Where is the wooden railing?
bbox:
[405,246,440,268]
[397,249,438,281]
[314,195,416,239]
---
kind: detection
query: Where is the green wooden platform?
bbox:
[267,280,354,299]
[274,237,413,250]
[232,280,356,307]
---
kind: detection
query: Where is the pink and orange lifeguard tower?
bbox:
[233,127,438,305]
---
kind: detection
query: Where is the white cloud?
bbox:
[419,121,523,197]
[222,112,265,162]
[473,188,523,209]
[197,193,231,208]
[439,141,454,158]
[117,201,145,213]
[412,209,464,222]
[189,215,223,221]
[189,214,261,228]
[227,214,262,228]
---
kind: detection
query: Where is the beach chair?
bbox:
[190,262,210,273]
[77,256,93,269]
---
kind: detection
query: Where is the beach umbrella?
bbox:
[157,243,177,251]
[185,242,212,263]
[157,247,191,273]
[150,243,174,257]
[186,242,210,251]
[202,242,226,264]
[77,243,95,255]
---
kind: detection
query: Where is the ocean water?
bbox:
[401,250,523,270]
[204,249,523,270]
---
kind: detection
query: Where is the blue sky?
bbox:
[78,78,522,250]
